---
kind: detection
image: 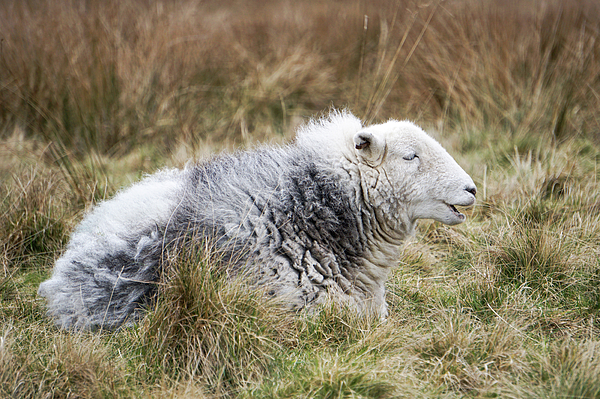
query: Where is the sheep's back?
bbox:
[175,146,369,308]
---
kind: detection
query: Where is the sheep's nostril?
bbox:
[466,186,477,197]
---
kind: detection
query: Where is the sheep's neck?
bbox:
[339,157,413,267]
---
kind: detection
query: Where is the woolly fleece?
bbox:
[38,111,476,330]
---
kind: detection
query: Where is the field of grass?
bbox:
[2,0,600,397]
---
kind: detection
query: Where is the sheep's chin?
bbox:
[432,202,468,225]
[445,203,466,225]
[411,201,467,225]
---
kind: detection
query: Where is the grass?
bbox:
[2,0,600,397]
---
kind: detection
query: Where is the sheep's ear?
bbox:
[354,131,386,166]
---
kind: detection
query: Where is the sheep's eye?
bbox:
[403,153,418,161]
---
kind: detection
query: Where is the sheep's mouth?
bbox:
[447,203,466,219]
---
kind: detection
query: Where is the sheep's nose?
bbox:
[465,185,477,197]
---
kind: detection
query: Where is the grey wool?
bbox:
[38,110,476,330]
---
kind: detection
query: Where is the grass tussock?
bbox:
[137,240,290,393]
[0,324,134,398]
[137,240,395,397]
[2,0,600,397]
[413,311,528,393]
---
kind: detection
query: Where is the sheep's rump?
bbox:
[38,145,367,330]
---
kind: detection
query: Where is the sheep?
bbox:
[38,110,476,330]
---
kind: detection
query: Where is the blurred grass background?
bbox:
[3,0,599,156]
[2,0,600,397]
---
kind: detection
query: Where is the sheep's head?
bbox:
[353,120,476,234]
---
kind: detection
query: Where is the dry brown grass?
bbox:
[2,0,599,156]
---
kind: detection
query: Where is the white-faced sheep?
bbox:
[38,110,476,330]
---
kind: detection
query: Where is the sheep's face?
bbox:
[354,121,476,230]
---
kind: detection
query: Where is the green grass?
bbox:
[2,0,600,397]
